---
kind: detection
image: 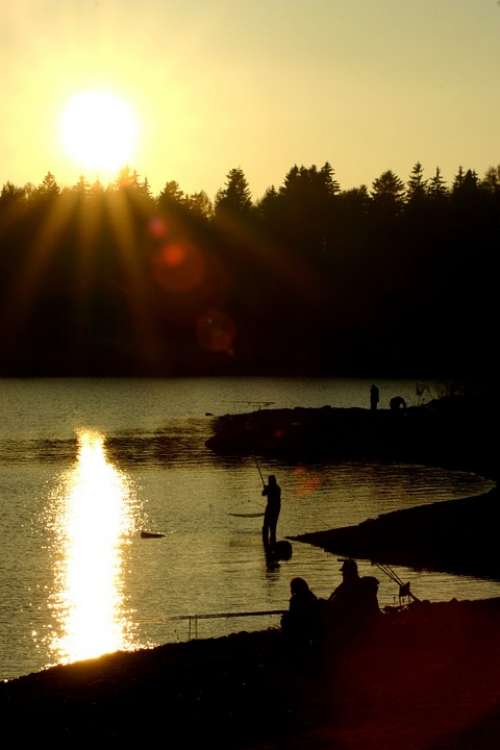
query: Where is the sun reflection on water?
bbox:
[49,429,138,664]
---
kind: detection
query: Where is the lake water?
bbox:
[0,377,496,680]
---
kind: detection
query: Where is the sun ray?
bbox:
[104,186,160,366]
[214,208,330,309]
[0,189,79,338]
[72,186,103,341]
[0,187,31,239]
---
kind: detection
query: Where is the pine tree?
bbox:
[320,162,340,195]
[74,175,90,194]
[37,172,60,195]
[452,166,465,193]
[407,162,427,202]
[141,177,153,199]
[185,191,213,218]
[371,170,405,213]
[158,180,185,207]
[215,167,253,217]
[280,165,300,196]
[481,166,500,193]
[428,167,448,198]
[0,182,25,203]
[258,185,278,211]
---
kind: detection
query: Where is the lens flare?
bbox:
[153,242,205,293]
[196,308,236,354]
[163,244,187,267]
[148,216,168,239]
[293,466,323,497]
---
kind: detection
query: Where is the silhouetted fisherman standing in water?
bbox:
[262,474,281,550]
[370,384,380,411]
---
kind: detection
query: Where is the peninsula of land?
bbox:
[206,395,494,480]
[294,486,499,580]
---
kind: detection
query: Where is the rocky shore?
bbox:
[206,396,495,479]
[3,597,500,749]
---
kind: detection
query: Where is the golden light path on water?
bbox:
[49,429,137,664]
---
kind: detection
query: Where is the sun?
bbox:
[60,90,138,176]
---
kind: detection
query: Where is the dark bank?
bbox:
[3,596,500,749]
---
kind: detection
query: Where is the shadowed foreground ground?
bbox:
[2,598,500,749]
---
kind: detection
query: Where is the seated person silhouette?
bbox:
[281,577,320,647]
[327,559,380,638]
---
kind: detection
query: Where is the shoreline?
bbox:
[206,397,496,481]
[208,395,498,579]
[292,486,500,581]
[3,597,500,748]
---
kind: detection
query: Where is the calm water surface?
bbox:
[0,378,495,680]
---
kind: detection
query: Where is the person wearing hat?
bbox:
[261,474,281,550]
[328,559,380,630]
[329,558,360,604]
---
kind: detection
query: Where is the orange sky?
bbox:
[2,0,500,198]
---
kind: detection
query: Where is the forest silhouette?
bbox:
[0,162,495,377]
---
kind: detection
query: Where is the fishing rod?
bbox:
[226,456,267,518]
[254,455,266,488]
[374,562,421,604]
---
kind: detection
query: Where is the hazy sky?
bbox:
[2,0,499,199]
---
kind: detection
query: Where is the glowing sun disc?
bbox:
[60,90,138,174]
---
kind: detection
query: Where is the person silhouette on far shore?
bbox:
[262,474,281,551]
[370,384,380,411]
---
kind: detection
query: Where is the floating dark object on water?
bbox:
[268,540,293,561]
[205,412,214,416]
[228,512,265,518]
[140,530,165,539]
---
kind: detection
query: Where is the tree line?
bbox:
[0,162,496,377]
